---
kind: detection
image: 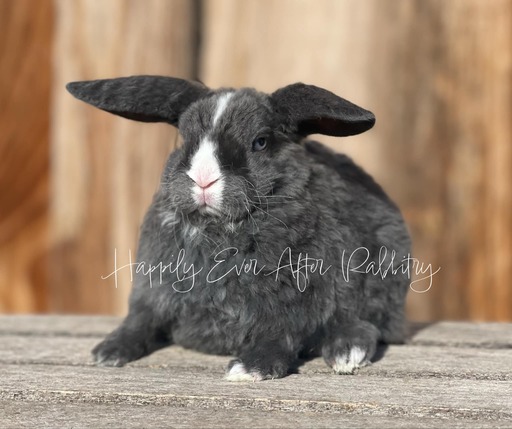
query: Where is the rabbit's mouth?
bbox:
[197,204,223,217]
[182,204,227,226]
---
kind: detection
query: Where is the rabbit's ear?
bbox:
[66,76,210,126]
[271,83,375,137]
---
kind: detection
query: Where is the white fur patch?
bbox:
[226,362,264,382]
[187,138,220,186]
[332,346,370,374]
[182,224,200,242]
[212,92,234,127]
[187,137,224,209]
[185,93,234,211]
[160,212,180,228]
[226,221,242,233]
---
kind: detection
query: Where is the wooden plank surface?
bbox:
[0,317,511,427]
[0,315,120,337]
[1,336,511,381]
[1,364,511,418]
[0,0,52,312]
[49,0,196,315]
[200,0,512,322]
[3,401,506,429]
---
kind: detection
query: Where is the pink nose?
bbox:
[194,177,219,189]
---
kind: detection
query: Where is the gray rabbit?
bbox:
[67,76,411,381]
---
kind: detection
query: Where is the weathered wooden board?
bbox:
[0,336,510,382]
[1,317,511,427]
[1,364,511,420]
[0,315,120,337]
[3,401,508,429]
[408,322,512,349]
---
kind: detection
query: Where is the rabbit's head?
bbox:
[67,76,375,227]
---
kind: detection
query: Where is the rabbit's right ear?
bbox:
[66,75,211,126]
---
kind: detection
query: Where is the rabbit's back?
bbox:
[304,140,411,343]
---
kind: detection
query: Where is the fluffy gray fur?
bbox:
[66,76,411,380]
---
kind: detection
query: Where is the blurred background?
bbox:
[0,0,510,321]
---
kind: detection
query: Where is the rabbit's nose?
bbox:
[187,169,220,189]
[195,177,219,190]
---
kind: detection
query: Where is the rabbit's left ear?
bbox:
[66,75,211,127]
[271,83,375,137]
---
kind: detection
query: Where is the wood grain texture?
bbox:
[1,0,510,322]
[50,0,196,314]
[2,364,511,419]
[6,402,503,429]
[2,336,511,381]
[0,0,53,312]
[0,317,511,427]
[200,0,512,321]
[368,0,512,322]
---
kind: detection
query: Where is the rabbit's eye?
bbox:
[252,137,267,152]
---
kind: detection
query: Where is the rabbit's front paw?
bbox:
[323,342,374,374]
[322,321,379,375]
[331,346,371,374]
[92,335,144,367]
[225,359,265,382]
[225,355,289,382]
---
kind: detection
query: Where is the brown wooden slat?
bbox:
[200,0,512,322]
[368,0,512,322]
[0,0,53,312]
[49,0,197,315]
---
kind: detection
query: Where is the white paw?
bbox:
[225,362,264,382]
[332,346,370,374]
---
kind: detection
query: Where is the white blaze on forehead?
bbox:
[212,92,234,127]
[187,137,221,187]
[187,92,234,183]
[184,92,235,210]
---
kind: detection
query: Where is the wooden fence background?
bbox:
[0,0,510,321]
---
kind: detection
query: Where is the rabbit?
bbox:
[66,76,411,381]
